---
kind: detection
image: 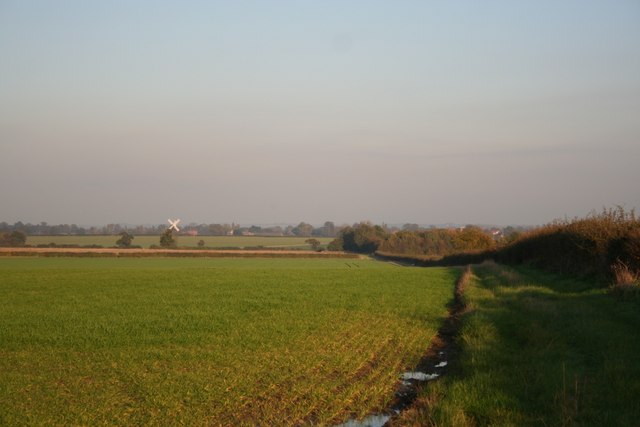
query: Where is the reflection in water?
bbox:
[334,414,391,427]
[334,363,447,426]
[401,371,439,381]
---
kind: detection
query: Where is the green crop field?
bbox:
[0,257,457,425]
[25,235,334,249]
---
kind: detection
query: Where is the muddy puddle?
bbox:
[334,414,391,427]
[401,371,440,381]
[336,366,444,426]
[333,265,470,427]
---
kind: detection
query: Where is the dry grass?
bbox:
[612,261,639,286]
[610,261,640,299]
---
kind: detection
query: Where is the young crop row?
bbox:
[0,257,456,425]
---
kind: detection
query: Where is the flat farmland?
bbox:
[26,235,334,249]
[0,258,456,425]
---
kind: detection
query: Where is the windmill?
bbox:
[168,219,181,232]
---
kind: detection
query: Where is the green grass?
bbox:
[25,235,334,249]
[0,258,456,425]
[398,262,640,426]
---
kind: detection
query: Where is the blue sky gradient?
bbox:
[1,1,639,225]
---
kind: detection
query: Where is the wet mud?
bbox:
[336,265,470,427]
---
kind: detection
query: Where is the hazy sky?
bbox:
[1,1,639,226]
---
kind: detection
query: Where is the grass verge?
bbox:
[394,261,640,426]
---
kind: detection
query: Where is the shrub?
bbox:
[610,261,640,299]
[496,207,640,282]
[327,237,344,251]
[305,238,322,251]
[159,230,177,249]
[337,222,388,254]
[116,232,134,248]
[611,261,638,286]
[0,231,27,247]
[378,227,496,257]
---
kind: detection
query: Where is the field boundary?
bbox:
[386,265,471,422]
[0,247,360,259]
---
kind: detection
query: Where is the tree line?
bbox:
[1,219,520,256]
[0,221,339,238]
[326,222,501,255]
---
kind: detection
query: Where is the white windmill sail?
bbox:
[168,219,181,232]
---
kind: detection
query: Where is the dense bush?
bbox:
[0,231,27,247]
[374,208,639,285]
[116,232,134,248]
[159,229,177,249]
[378,226,495,257]
[329,223,496,256]
[329,222,388,254]
[496,207,640,281]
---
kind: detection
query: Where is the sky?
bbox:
[1,0,639,226]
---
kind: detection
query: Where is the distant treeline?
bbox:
[7,209,639,284]
[0,221,340,238]
[0,250,359,259]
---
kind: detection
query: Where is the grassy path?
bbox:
[395,262,640,426]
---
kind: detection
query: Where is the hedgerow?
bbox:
[495,207,640,282]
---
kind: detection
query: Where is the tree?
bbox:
[305,238,322,251]
[402,223,421,231]
[454,226,496,252]
[292,222,314,237]
[327,237,344,251]
[0,230,26,247]
[160,229,177,248]
[116,231,134,248]
[324,221,336,237]
[249,225,263,234]
[338,222,388,253]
